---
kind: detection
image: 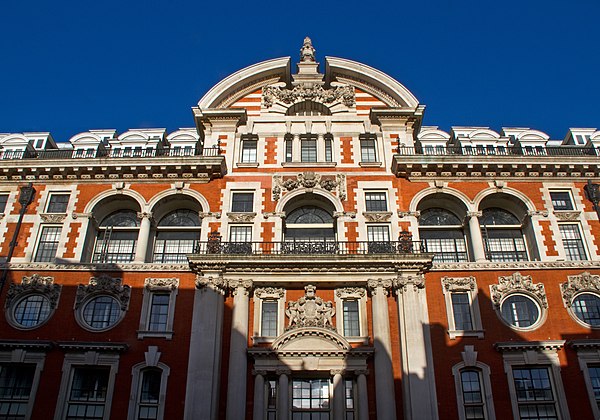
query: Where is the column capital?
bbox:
[195,275,228,295]
[393,275,425,294]
[330,369,345,376]
[252,369,267,376]
[229,279,253,296]
[137,211,153,220]
[275,368,291,376]
[367,279,393,296]
[354,369,369,376]
[198,211,222,219]
[467,211,482,218]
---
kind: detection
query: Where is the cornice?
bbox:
[0,340,53,351]
[6,263,191,272]
[431,260,600,271]
[494,340,565,352]
[57,342,129,352]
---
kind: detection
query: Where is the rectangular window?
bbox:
[0,363,35,420]
[451,293,473,331]
[46,193,70,213]
[266,379,277,420]
[512,367,558,420]
[559,224,587,260]
[360,138,377,163]
[231,192,254,213]
[344,379,356,419]
[261,301,278,337]
[324,135,333,162]
[34,226,62,262]
[367,225,390,242]
[365,192,387,212]
[459,369,486,420]
[241,139,258,163]
[291,379,330,417]
[550,191,574,211]
[137,369,161,420]
[229,226,252,242]
[588,365,600,410]
[301,135,317,162]
[148,294,170,332]
[66,367,110,420]
[342,300,360,337]
[0,194,9,213]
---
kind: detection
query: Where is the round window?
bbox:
[13,294,52,328]
[572,293,600,327]
[82,295,122,330]
[500,294,540,328]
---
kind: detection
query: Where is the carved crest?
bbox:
[262,84,355,108]
[273,172,346,201]
[75,275,131,310]
[6,274,62,309]
[561,272,600,307]
[490,272,547,309]
[285,285,335,330]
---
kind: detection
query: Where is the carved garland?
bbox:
[490,272,547,309]
[262,84,355,108]
[272,172,346,201]
[560,272,600,307]
[442,276,476,292]
[5,274,62,309]
[74,275,131,310]
[144,277,179,290]
[255,287,285,299]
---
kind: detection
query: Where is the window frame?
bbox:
[452,351,496,420]
[46,193,70,214]
[138,278,179,340]
[34,225,62,262]
[240,135,258,164]
[558,223,587,261]
[0,349,46,420]
[0,193,9,214]
[364,191,388,212]
[5,274,61,331]
[74,276,130,333]
[252,287,285,343]
[359,134,378,163]
[300,134,318,163]
[441,276,484,339]
[572,341,600,419]
[334,288,368,343]
[550,191,575,211]
[231,192,254,213]
[127,351,170,420]
[491,273,547,332]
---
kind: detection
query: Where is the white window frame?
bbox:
[334,287,368,343]
[127,346,170,420]
[549,190,575,211]
[230,192,254,213]
[452,345,495,420]
[53,349,121,420]
[138,278,179,340]
[561,272,600,329]
[558,223,588,261]
[252,287,285,343]
[229,225,252,242]
[0,346,48,420]
[572,340,600,419]
[240,135,258,164]
[46,192,70,214]
[496,341,569,420]
[33,225,62,263]
[364,191,388,212]
[74,275,131,333]
[441,276,484,339]
[5,274,61,331]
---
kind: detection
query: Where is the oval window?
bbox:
[82,295,122,330]
[13,295,52,328]
[500,294,540,328]
[572,293,600,327]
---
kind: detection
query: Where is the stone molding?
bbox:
[333,211,356,219]
[144,277,179,291]
[262,212,286,219]
[553,210,581,221]
[74,275,131,310]
[442,276,476,292]
[285,285,335,330]
[494,340,565,353]
[490,272,547,309]
[272,172,346,201]
[5,274,62,310]
[39,213,67,223]
[227,212,256,223]
[398,210,420,218]
[71,212,93,220]
[560,272,600,307]
[363,212,393,222]
[198,211,221,219]
[393,275,425,293]
[136,211,153,221]
[461,345,478,367]
[431,260,600,271]
[466,211,482,218]
[335,287,366,299]
[254,287,285,299]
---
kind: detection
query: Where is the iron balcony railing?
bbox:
[193,240,426,256]
[396,145,599,157]
[0,146,221,161]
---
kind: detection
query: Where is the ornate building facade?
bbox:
[1,38,600,419]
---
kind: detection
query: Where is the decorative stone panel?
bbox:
[75,275,131,310]
[5,274,61,309]
[490,272,548,309]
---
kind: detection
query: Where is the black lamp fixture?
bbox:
[585,180,600,218]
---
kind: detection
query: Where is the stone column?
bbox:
[332,370,344,420]
[356,371,369,420]
[276,370,290,417]
[317,134,325,162]
[467,211,486,262]
[252,371,265,420]
[292,135,300,162]
[226,280,253,420]
[366,279,396,420]
[394,275,438,420]
[184,276,227,420]
[134,212,152,263]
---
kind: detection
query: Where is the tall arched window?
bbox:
[152,209,201,263]
[93,210,139,263]
[419,208,468,262]
[480,208,527,262]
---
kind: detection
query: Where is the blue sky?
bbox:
[1,0,598,142]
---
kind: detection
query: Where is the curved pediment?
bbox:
[272,327,351,353]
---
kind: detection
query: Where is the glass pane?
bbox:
[501,295,539,328]
[231,193,254,212]
[451,293,473,330]
[13,295,51,327]
[148,294,170,331]
[343,301,360,336]
[365,192,387,212]
[47,194,70,213]
[34,226,62,262]
[572,294,600,326]
[261,301,278,337]
[157,210,200,227]
[82,296,121,329]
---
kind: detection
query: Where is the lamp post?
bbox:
[586,180,600,219]
[0,183,35,294]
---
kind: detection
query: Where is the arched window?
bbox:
[128,361,170,420]
[479,208,527,262]
[152,209,201,263]
[286,101,331,116]
[285,206,335,241]
[419,208,468,262]
[93,210,140,263]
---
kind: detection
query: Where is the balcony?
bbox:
[0,146,226,181]
[187,240,434,274]
[392,145,600,179]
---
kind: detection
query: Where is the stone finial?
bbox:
[300,37,316,62]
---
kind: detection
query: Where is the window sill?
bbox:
[252,336,276,345]
[345,336,370,345]
[359,161,382,167]
[137,330,174,340]
[448,330,484,340]
[281,162,337,167]
[237,162,259,168]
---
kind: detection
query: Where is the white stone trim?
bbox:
[74,275,131,332]
[127,346,170,420]
[5,273,61,330]
[451,345,496,420]
[560,272,600,329]
[441,276,484,339]
[138,278,179,339]
[53,351,120,420]
[334,287,368,343]
[252,287,285,343]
